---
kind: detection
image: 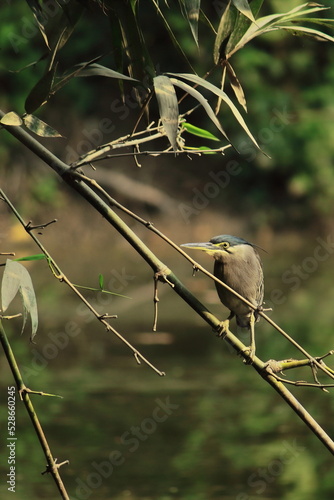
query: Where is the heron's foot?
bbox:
[215,320,230,339]
[242,345,255,364]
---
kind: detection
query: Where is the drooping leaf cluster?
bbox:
[1,1,333,152]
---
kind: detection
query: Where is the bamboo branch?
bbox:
[0,320,70,500]
[72,170,334,382]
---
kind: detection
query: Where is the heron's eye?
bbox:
[219,242,230,249]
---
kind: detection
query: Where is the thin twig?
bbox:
[26,219,58,231]
[75,146,229,165]
[153,274,159,332]
[268,372,333,392]
[0,190,165,378]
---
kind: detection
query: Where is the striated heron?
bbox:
[181,234,264,359]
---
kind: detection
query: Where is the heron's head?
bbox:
[181,234,255,261]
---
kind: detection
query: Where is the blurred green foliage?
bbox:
[1,1,334,224]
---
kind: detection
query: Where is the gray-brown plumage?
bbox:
[181,234,264,359]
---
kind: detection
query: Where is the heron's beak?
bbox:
[180,242,218,255]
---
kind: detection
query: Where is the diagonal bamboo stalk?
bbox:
[1,110,334,456]
[72,171,334,381]
[0,320,70,499]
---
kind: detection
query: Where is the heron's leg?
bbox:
[243,311,256,363]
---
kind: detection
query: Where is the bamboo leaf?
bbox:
[26,0,50,49]
[25,67,56,114]
[278,5,329,24]
[184,145,219,154]
[214,1,235,63]
[0,112,23,126]
[110,0,155,88]
[292,17,334,29]
[232,0,255,23]
[154,76,179,151]
[168,73,261,151]
[73,283,131,298]
[51,55,103,95]
[23,114,62,138]
[109,10,125,98]
[277,24,334,43]
[149,0,194,72]
[230,4,330,56]
[182,122,220,141]
[225,61,247,111]
[1,260,38,340]
[183,0,200,45]
[169,77,230,143]
[46,1,84,52]
[1,261,21,313]
[226,0,264,56]
[75,63,139,81]
[14,254,46,262]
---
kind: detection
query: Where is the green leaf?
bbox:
[214,1,236,63]
[23,114,62,138]
[168,73,262,151]
[46,1,84,52]
[1,260,38,340]
[51,55,103,95]
[277,24,334,43]
[169,77,230,143]
[0,112,23,126]
[99,273,104,290]
[145,0,194,72]
[214,0,264,64]
[73,284,131,299]
[75,63,139,82]
[1,260,21,313]
[232,0,255,23]
[230,3,330,57]
[154,76,179,151]
[13,254,46,262]
[292,17,334,29]
[226,0,264,56]
[108,10,125,97]
[225,61,247,111]
[182,122,220,141]
[183,0,200,45]
[110,0,155,87]
[26,0,50,49]
[184,145,219,154]
[25,67,56,114]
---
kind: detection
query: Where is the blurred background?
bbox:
[1,1,334,499]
